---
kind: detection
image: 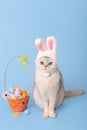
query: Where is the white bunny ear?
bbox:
[35,39,46,51]
[46,36,57,51]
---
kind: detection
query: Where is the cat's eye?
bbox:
[48,62,53,65]
[40,61,44,65]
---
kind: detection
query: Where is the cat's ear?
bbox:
[46,36,57,51]
[35,39,46,51]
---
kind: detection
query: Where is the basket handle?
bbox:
[4,55,32,90]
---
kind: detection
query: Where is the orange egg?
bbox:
[21,90,28,96]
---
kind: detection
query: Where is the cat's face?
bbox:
[36,56,57,73]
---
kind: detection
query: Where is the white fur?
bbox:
[34,36,65,118]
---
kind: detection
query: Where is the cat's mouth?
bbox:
[42,68,49,73]
[43,66,50,69]
[43,67,56,73]
[44,68,47,70]
[43,67,50,71]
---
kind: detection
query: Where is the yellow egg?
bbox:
[12,96,16,99]
[14,86,20,91]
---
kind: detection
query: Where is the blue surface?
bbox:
[0,0,87,130]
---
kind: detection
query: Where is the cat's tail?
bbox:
[64,89,85,98]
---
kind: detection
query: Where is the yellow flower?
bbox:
[20,53,30,71]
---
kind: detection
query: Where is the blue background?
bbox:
[0,0,87,130]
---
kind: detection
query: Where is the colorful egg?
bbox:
[11,96,16,99]
[9,88,14,93]
[24,109,29,115]
[14,88,21,98]
[21,90,28,96]
[14,86,20,91]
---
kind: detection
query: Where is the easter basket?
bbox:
[3,54,32,112]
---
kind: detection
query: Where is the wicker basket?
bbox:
[7,95,30,112]
[4,56,31,112]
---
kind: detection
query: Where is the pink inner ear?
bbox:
[38,44,44,51]
[48,39,54,50]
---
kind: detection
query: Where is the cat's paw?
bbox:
[43,111,49,118]
[49,111,56,118]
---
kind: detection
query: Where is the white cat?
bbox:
[33,36,84,118]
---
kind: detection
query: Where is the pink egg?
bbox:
[14,89,21,98]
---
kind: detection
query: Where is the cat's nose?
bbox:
[44,65,48,68]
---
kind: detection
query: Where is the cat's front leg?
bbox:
[43,98,49,118]
[49,97,57,118]
[40,93,49,118]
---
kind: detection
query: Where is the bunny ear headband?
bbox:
[35,36,57,61]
